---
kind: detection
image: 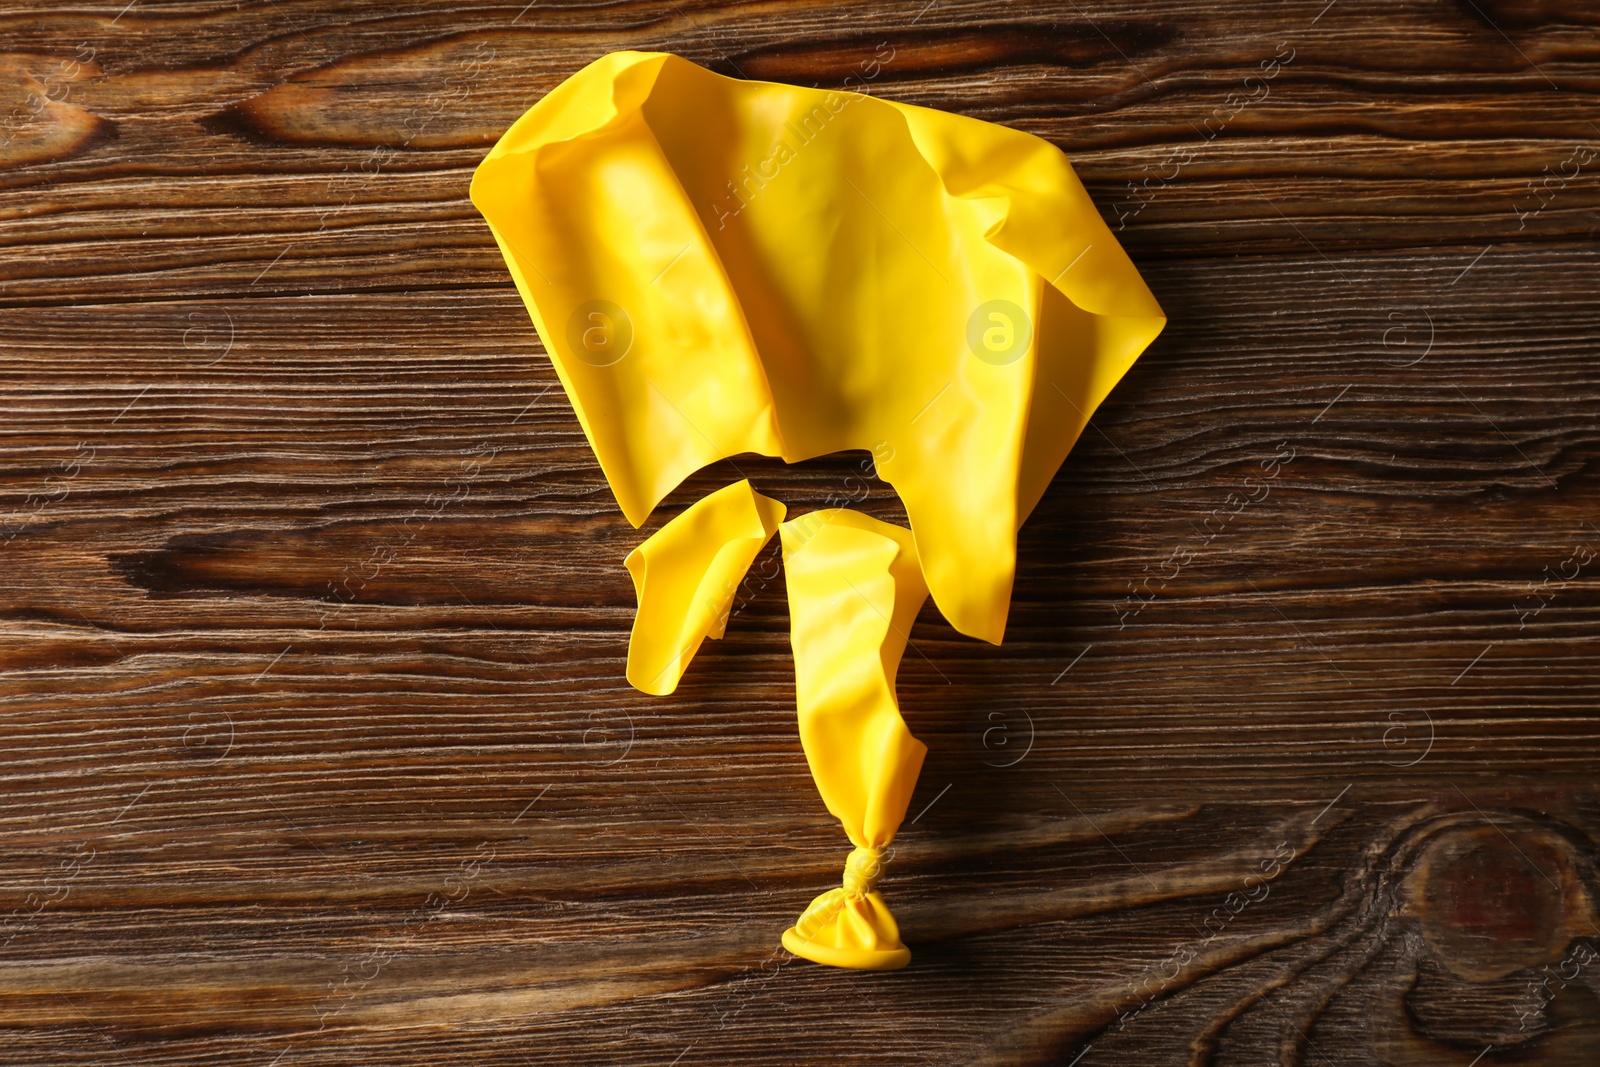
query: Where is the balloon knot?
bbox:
[842,845,885,898]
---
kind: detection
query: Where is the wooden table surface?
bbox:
[3,1,1599,1064]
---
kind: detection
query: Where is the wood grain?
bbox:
[2,1,1599,1064]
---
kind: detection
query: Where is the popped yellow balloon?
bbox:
[471,50,1165,969]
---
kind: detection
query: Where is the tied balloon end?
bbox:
[781,845,911,970]
[842,844,885,898]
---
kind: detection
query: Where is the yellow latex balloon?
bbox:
[470,49,1165,645]
[472,50,1166,969]
[778,509,928,969]
[623,479,784,695]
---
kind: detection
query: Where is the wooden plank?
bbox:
[2,1,1600,303]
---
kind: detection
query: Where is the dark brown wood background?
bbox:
[3,1,1599,1063]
